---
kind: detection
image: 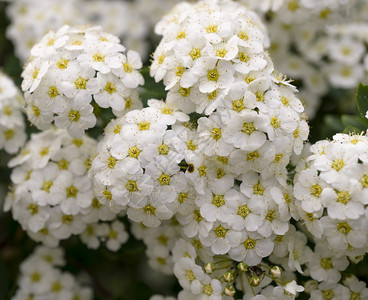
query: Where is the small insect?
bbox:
[187,164,195,173]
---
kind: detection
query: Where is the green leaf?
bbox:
[356,83,368,119]
[341,115,368,131]
[324,115,344,132]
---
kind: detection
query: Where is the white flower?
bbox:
[283,280,304,296]
[321,216,367,251]
[308,242,349,283]
[92,72,127,110]
[229,231,274,264]
[127,196,173,228]
[108,50,144,88]
[174,257,205,294]
[200,221,242,255]
[54,96,96,138]
[197,114,233,156]
[100,220,129,251]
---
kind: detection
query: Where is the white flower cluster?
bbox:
[6,0,84,62]
[6,0,180,61]
[5,128,111,247]
[91,102,189,227]
[89,0,312,298]
[0,71,26,154]
[21,25,144,137]
[80,219,129,252]
[11,245,93,300]
[151,0,271,115]
[294,133,368,258]
[259,0,368,118]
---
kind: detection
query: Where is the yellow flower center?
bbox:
[239,52,250,62]
[27,204,38,215]
[32,105,40,116]
[138,121,150,131]
[178,192,188,203]
[214,225,228,237]
[107,156,117,169]
[58,159,68,170]
[40,147,49,156]
[247,151,259,161]
[242,122,256,135]
[176,65,185,77]
[361,174,368,188]
[243,238,256,249]
[238,31,249,41]
[310,184,322,197]
[128,146,141,158]
[332,159,344,171]
[73,138,83,147]
[253,183,264,195]
[212,194,225,207]
[266,209,276,221]
[105,82,116,94]
[158,173,171,185]
[337,191,351,204]
[189,48,201,60]
[187,140,196,151]
[143,204,156,215]
[208,90,217,100]
[232,99,245,112]
[194,210,203,222]
[179,87,191,97]
[185,270,195,281]
[158,144,170,155]
[207,68,219,81]
[42,181,53,193]
[48,86,59,98]
[126,180,138,192]
[281,97,290,106]
[270,117,281,128]
[69,110,80,122]
[320,258,333,269]
[216,48,227,58]
[274,153,283,163]
[198,165,207,177]
[337,222,351,234]
[4,129,14,140]
[66,186,78,198]
[211,128,222,140]
[93,53,105,62]
[206,25,217,33]
[287,0,299,11]
[3,106,12,115]
[177,31,186,39]
[123,63,132,73]
[238,204,250,218]
[62,215,74,224]
[322,290,334,300]
[75,77,88,90]
[57,58,69,69]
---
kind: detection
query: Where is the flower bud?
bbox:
[204,262,215,274]
[223,271,234,282]
[237,262,248,272]
[303,280,319,294]
[270,265,282,278]
[250,275,260,287]
[224,285,236,297]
